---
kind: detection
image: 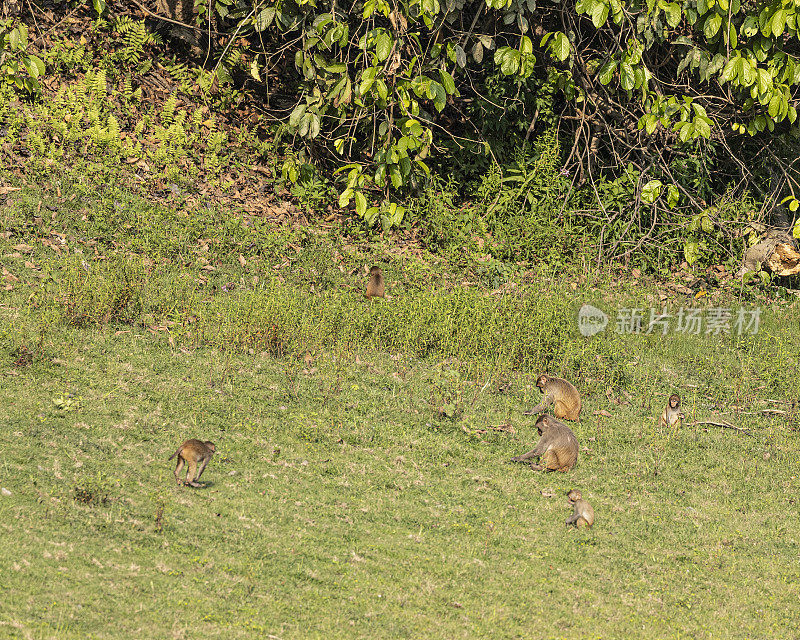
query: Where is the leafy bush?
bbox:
[0,19,44,94]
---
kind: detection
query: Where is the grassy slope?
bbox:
[1,50,799,636]
[2,224,800,638]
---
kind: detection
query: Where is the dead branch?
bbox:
[686,421,754,437]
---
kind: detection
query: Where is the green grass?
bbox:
[1,297,799,638]
[2,112,800,639]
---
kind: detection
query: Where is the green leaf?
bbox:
[684,241,699,265]
[415,159,431,177]
[255,7,276,31]
[389,164,402,188]
[667,184,680,208]
[289,104,307,129]
[302,58,316,81]
[29,55,45,77]
[426,81,446,111]
[339,187,353,207]
[727,21,737,48]
[757,68,771,96]
[633,66,646,89]
[768,95,781,118]
[298,112,312,137]
[701,215,713,233]
[772,9,787,37]
[359,67,376,95]
[376,79,388,101]
[704,12,722,39]
[591,1,610,28]
[740,60,755,86]
[24,77,40,94]
[375,33,393,62]
[664,2,681,28]
[519,51,536,78]
[721,55,738,82]
[741,15,759,37]
[328,76,346,101]
[641,179,663,204]
[22,56,42,78]
[495,47,520,76]
[355,191,367,215]
[691,102,707,118]
[385,202,405,227]
[439,69,456,94]
[620,62,634,90]
[598,59,617,85]
[694,117,711,138]
[374,164,386,186]
[552,32,570,61]
[399,155,411,177]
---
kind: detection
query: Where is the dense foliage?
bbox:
[207,0,800,225]
[3,0,800,270]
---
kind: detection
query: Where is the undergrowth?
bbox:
[0,26,784,282]
[36,253,626,385]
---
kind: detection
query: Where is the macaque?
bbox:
[659,393,684,430]
[523,374,581,421]
[169,439,216,487]
[511,415,579,472]
[565,489,594,528]
[365,265,385,299]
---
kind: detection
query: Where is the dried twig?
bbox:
[129,0,223,35]
[686,421,754,437]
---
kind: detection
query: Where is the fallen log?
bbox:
[738,229,800,277]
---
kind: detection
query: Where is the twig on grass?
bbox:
[686,421,754,437]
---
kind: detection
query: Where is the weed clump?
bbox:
[73,484,110,506]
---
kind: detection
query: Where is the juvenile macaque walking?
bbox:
[169,439,216,487]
